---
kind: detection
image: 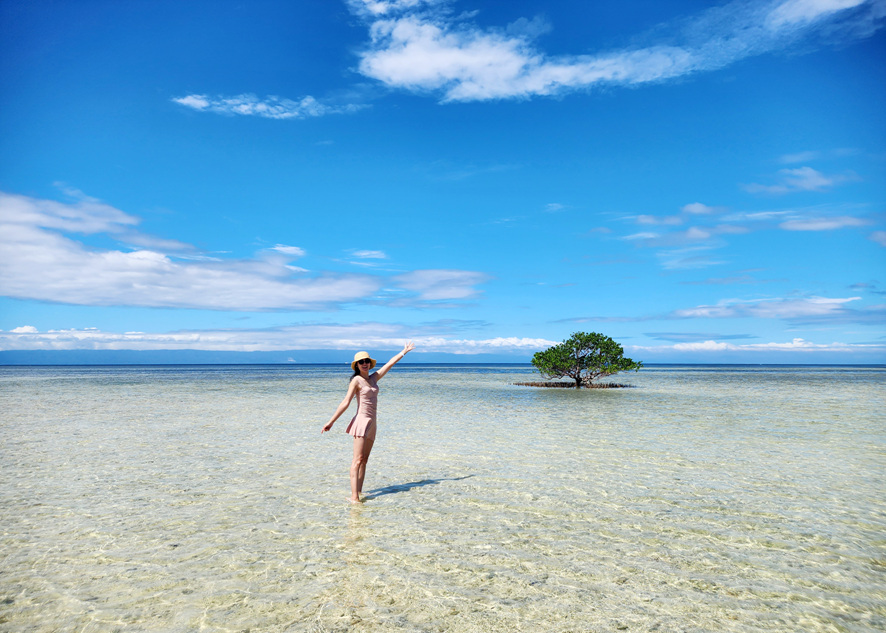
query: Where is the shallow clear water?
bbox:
[1,364,884,632]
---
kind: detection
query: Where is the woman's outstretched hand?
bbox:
[402,341,415,354]
[321,421,334,434]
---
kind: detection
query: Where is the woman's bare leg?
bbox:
[350,436,375,502]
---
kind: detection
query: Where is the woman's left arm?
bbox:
[373,341,415,380]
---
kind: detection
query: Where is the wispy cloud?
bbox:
[630,202,723,228]
[644,332,757,342]
[346,249,391,267]
[670,295,886,325]
[765,0,869,28]
[0,322,553,355]
[682,273,782,285]
[723,202,873,229]
[658,246,729,270]
[624,224,748,249]
[623,231,661,242]
[779,215,870,230]
[779,150,823,164]
[743,166,858,194]
[0,190,488,311]
[673,295,859,319]
[393,269,491,300]
[172,94,365,119]
[636,214,684,226]
[350,0,885,102]
[779,148,860,163]
[349,0,441,17]
[682,202,719,215]
[631,337,885,355]
[849,281,886,294]
[351,250,389,259]
[7,185,139,234]
[271,244,307,258]
[620,194,878,270]
[558,294,883,326]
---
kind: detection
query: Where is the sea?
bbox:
[1,364,883,632]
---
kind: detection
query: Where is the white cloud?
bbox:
[351,0,885,102]
[779,215,870,230]
[672,340,734,351]
[779,148,861,163]
[0,190,488,311]
[725,209,793,222]
[673,295,861,319]
[625,204,740,266]
[622,197,878,271]
[637,214,683,226]
[744,166,857,194]
[870,231,886,246]
[393,269,491,300]
[0,323,553,355]
[271,244,307,258]
[418,336,557,353]
[633,202,724,227]
[119,233,196,253]
[172,95,210,110]
[721,203,872,235]
[686,227,712,240]
[682,202,718,215]
[632,337,882,354]
[777,166,834,190]
[779,150,822,164]
[357,14,697,102]
[349,0,438,17]
[658,245,727,270]
[623,231,661,241]
[172,94,364,119]
[766,0,867,28]
[4,323,880,359]
[626,224,748,249]
[352,250,389,259]
[1,189,138,234]
[0,235,375,310]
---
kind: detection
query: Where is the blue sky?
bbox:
[1,0,884,364]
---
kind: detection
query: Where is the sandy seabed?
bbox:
[1,364,884,632]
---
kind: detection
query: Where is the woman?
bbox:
[322,342,415,503]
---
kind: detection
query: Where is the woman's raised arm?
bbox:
[373,341,415,381]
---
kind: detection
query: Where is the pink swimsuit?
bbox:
[345,374,379,438]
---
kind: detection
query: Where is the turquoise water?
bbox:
[1,364,884,632]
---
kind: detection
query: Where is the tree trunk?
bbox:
[574,376,582,388]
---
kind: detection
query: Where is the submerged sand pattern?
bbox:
[1,364,883,631]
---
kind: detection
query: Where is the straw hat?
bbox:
[351,351,377,371]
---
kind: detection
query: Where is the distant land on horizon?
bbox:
[1,349,883,367]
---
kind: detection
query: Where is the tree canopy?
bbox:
[531,332,642,388]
